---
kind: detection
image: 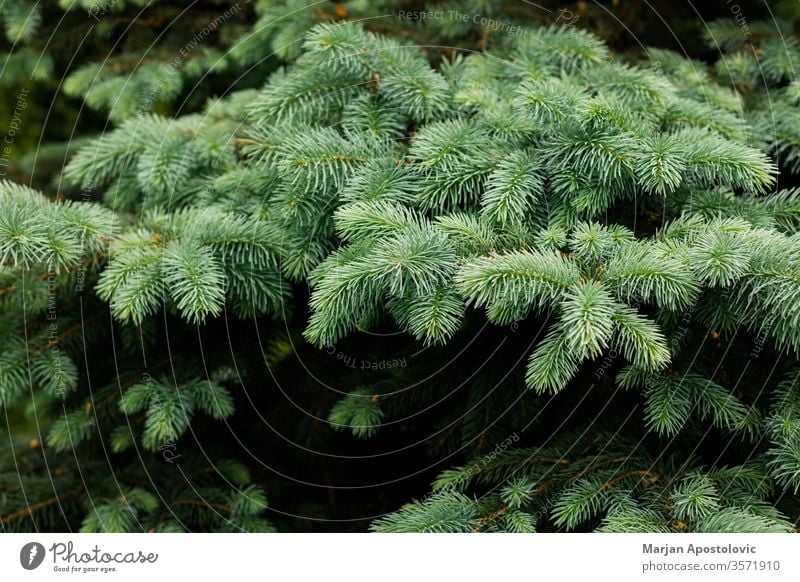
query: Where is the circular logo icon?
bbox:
[20,542,46,570]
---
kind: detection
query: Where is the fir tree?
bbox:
[2,1,800,533]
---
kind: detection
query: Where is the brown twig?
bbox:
[0,486,82,524]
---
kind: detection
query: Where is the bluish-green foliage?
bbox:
[2,1,800,533]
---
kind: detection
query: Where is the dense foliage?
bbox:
[2,0,800,533]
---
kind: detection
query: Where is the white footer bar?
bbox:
[2,533,798,581]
